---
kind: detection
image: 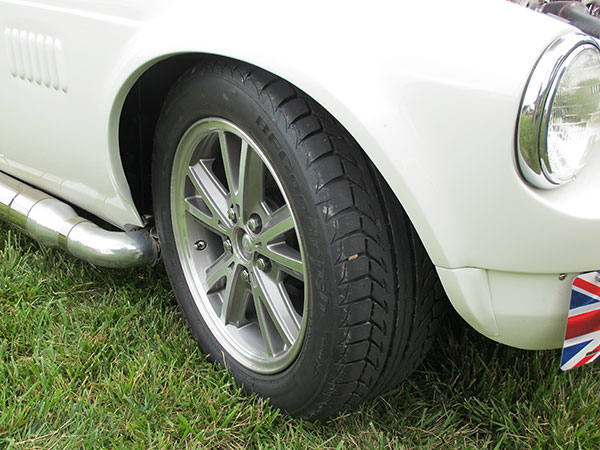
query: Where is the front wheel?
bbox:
[152,59,444,419]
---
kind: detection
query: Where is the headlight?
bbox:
[517,34,600,189]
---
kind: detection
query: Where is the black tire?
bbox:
[152,58,444,419]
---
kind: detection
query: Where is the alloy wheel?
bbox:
[170,118,307,374]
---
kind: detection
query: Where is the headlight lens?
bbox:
[517,35,600,189]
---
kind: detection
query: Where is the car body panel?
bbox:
[0,0,580,272]
[0,0,146,227]
[438,266,574,349]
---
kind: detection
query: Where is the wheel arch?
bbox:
[118,53,206,217]
[114,52,444,266]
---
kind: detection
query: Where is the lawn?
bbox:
[0,222,598,449]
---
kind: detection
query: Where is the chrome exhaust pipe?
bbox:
[0,171,158,268]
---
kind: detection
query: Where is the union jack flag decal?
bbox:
[561,271,600,370]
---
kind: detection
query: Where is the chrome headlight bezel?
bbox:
[517,33,600,189]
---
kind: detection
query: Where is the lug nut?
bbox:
[194,240,207,251]
[223,238,233,253]
[248,215,262,233]
[241,269,250,283]
[227,208,237,223]
[257,257,271,273]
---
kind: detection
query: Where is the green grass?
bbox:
[0,222,598,449]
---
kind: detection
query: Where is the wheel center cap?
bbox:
[241,233,253,253]
[233,229,253,262]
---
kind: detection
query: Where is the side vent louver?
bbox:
[4,28,68,93]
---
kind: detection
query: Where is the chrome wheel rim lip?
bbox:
[171,117,308,374]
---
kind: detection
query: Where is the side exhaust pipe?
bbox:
[0,171,158,268]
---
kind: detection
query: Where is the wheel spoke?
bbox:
[252,205,303,279]
[204,254,248,326]
[187,162,231,231]
[220,264,248,326]
[204,252,235,292]
[238,141,264,222]
[254,205,295,245]
[253,271,301,347]
[219,131,239,197]
[257,243,303,280]
[184,200,227,235]
[252,288,276,357]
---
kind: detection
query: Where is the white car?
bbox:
[1,0,600,419]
